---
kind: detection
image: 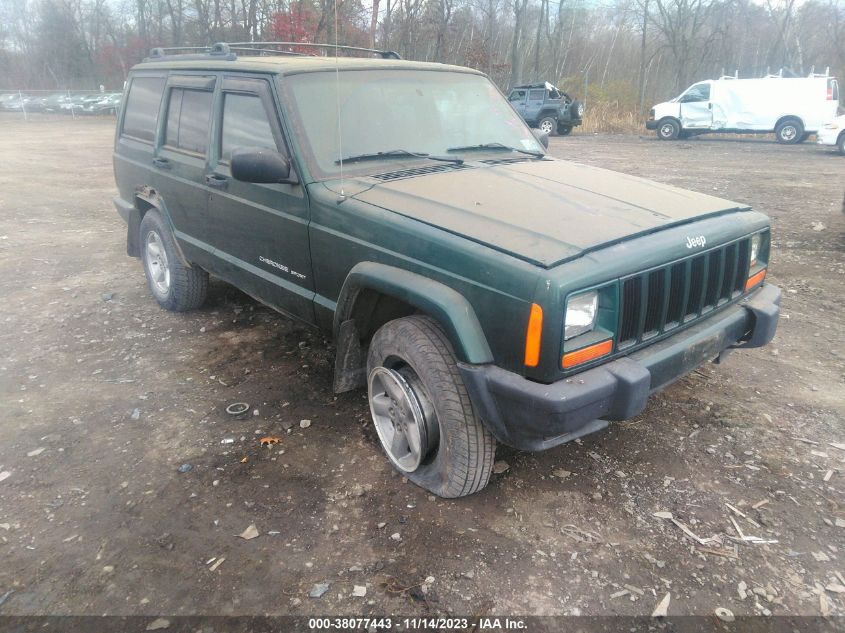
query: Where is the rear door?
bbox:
[679,82,713,129]
[152,74,216,260]
[524,88,546,124]
[205,74,314,321]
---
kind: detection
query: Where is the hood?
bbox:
[349,158,749,268]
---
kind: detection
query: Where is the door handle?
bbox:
[205,174,228,190]
[152,157,171,169]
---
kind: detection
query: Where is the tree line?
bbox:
[1,0,843,112]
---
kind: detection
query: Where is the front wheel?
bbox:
[837,133,845,156]
[657,118,680,140]
[557,124,573,136]
[538,117,557,137]
[140,210,208,312]
[367,316,496,498]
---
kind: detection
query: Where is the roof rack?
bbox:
[144,41,401,62]
[227,42,401,59]
[145,42,237,61]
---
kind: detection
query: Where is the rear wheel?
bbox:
[775,118,804,144]
[367,316,496,498]
[657,118,680,140]
[538,117,557,136]
[838,133,845,156]
[140,210,208,312]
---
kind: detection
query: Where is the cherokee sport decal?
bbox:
[685,235,706,249]
[259,256,307,280]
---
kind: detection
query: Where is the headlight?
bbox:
[750,233,761,268]
[564,291,598,340]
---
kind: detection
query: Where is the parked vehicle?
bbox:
[647,72,840,143]
[40,93,73,113]
[1,94,34,111]
[0,94,19,109]
[817,115,845,155]
[508,82,584,136]
[82,93,122,115]
[113,43,780,497]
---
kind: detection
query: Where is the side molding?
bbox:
[334,262,494,365]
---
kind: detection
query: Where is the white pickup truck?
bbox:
[647,73,840,144]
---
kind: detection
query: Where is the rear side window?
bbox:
[164,88,213,155]
[528,89,545,101]
[122,76,166,142]
[220,93,278,161]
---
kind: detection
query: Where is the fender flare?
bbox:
[129,188,191,267]
[333,262,494,364]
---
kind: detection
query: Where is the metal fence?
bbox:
[0,89,123,120]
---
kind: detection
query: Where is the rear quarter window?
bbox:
[122,76,166,142]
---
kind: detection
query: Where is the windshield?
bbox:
[282,70,544,179]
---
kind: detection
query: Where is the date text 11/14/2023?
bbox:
[308,617,528,630]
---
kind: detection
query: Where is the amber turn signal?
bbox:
[523,303,543,367]
[562,339,613,369]
[745,269,766,291]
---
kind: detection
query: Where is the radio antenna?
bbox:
[334,0,345,200]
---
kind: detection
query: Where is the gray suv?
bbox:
[508,82,584,136]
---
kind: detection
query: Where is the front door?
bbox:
[205,75,314,322]
[679,82,713,129]
[508,89,528,118]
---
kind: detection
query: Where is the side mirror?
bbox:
[230,148,296,184]
[532,129,549,149]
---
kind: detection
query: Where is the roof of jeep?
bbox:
[131,55,484,76]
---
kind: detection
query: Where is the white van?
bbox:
[646,73,840,144]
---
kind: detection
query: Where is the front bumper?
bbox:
[645,120,658,130]
[817,129,840,146]
[460,284,780,451]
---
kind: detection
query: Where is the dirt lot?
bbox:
[1,113,844,620]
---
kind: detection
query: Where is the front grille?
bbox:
[617,238,750,349]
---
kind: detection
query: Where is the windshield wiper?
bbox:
[335,149,463,165]
[446,142,544,158]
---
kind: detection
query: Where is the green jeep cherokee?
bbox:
[113,43,780,498]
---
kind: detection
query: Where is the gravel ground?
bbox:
[0,114,843,619]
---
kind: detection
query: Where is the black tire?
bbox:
[775,118,804,144]
[537,116,557,137]
[570,100,584,119]
[367,315,496,498]
[139,210,208,312]
[657,118,680,140]
[557,124,573,136]
[837,133,845,156]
